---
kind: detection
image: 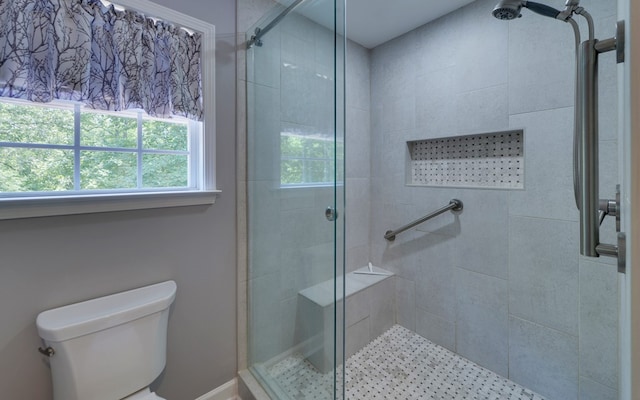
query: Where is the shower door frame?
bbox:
[619,0,640,398]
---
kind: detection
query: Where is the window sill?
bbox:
[0,190,221,220]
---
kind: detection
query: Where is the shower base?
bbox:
[264,325,545,400]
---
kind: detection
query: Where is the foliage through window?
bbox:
[280,132,343,186]
[0,99,199,195]
[0,0,216,213]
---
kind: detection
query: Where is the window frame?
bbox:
[0,0,218,220]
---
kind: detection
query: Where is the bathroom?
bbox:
[0,0,638,400]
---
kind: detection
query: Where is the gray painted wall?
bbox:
[369,0,619,399]
[0,1,237,399]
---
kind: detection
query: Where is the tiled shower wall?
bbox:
[369,0,620,399]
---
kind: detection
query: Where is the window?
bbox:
[280,131,343,187]
[0,99,198,194]
[0,0,217,219]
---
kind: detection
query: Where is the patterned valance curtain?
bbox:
[0,0,203,121]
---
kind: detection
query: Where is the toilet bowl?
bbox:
[36,281,177,400]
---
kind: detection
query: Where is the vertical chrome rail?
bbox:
[578,38,600,257]
[576,15,625,259]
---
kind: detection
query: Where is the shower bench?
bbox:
[297,265,395,373]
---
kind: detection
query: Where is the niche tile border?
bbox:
[407,130,524,189]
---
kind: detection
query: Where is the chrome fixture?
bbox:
[325,206,338,221]
[493,0,626,267]
[384,199,463,241]
[38,346,55,357]
[247,0,305,48]
[492,0,564,20]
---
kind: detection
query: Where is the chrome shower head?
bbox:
[492,0,563,20]
[492,0,524,20]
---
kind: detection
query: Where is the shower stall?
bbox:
[239,0,632,398]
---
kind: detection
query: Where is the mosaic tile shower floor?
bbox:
[265,325,546,400]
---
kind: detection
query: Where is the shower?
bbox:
[492,0,565,20]
[241,0,628,398]
[493,0,626,268]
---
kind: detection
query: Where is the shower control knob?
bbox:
[325,206,338,221]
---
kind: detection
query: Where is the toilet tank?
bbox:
[36,281,177,400]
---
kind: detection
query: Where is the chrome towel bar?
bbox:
[384,199,463,241]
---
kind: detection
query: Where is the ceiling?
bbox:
[345,0,476,48]
[289,0,477,49]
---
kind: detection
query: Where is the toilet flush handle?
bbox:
[38,346,55,357]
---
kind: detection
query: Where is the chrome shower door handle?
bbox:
[325,206,338,221]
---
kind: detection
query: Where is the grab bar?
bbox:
[384,199,463,241]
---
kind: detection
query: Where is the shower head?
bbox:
[492,0,524,20]
[492,0,563,21]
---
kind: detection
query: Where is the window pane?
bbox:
[336,141,344,182]
[142,154,188,188]
[0,147,73,192]
[281,159,303,185]
[142,120,188,151]
[81,113,137,148]
[304,139,326,159]
[0,102,73,145]
[281,135,304,157]
[307,160,329,183]
[80,151,137,189]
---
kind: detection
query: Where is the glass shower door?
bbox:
[245,0,346,398]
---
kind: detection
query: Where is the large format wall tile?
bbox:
[455,84,509,134]
[247,83,281,182]
[250,26,281,88]
[455,0,509,93]
[414,11,459,74]
[415,234,458,319]
[579,376,618,400]
[453,189,509,279]
[395,277,416,331]
[509,108,579,221]
[455,268,508,376]
[508,8,574,115]
[509,216,579,335]
[509,317,578,400]
[415,67,457,139]
[346,40,371,112]
[416,307,455,351]
[579,259,618,389]
[346,107,371,179]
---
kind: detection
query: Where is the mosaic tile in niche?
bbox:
[408,130,524,189]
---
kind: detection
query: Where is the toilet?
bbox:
[36,280,177,400]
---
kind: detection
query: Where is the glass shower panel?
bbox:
[246,0,345,398]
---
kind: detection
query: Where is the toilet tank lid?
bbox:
[36,281,177,342]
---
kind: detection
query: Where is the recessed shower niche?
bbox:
[407,130,524,189]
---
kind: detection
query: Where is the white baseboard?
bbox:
[194,378,239,400]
